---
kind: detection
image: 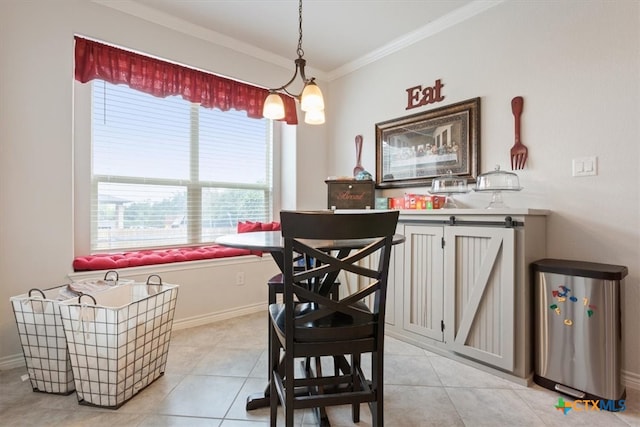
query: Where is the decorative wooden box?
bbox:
[325,179,375,210]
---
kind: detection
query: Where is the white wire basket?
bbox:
[58,275,179,408]
[10,285,76,395]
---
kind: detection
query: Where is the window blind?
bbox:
[91,81,273,251]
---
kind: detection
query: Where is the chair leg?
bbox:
[371,350,383,427]
[314,357,329,422]
[351,353,361,423]
[267,290,274,386]
[304,357,313,377]
[269,325,279,427]
[285,346,295,426]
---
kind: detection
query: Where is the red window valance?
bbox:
[74,36,298,125]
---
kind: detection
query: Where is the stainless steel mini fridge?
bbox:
[533,258,628,402]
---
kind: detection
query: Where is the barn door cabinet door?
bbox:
[443,226,516,372]
[402,224,444,342]
[401,223,516,370]
[385,222,405,326]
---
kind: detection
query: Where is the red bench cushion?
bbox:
[73,221,281,271]
[72,245,251,272]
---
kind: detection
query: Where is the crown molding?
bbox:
[327,0,505,81]
[92,0,504,83]
[90,0,325,79]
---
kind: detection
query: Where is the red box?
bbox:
[389,197,405,209]
[425,195,445,209]
[404,193,429,210]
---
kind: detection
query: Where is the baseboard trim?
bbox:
[0,303,264,371]
[171,302,263,331]
[622,369,640,392]
[0,354,25,371]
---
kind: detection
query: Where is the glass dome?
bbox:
[431,171,468,194]
[475,165,522,191]
[475,165,522,209]
[431,170,469,208]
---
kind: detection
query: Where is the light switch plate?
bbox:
[572,156,597,177]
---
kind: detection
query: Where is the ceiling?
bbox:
[98,0,495,79]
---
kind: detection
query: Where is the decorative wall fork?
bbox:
[510,96,528,170]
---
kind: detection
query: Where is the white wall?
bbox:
[327,0,640,382]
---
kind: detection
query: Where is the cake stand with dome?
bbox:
[430,170,470,209]
[474,165,523,209]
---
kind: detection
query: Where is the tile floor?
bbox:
[1,311,638,426]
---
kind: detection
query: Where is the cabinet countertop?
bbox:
[334,208,549,216]
[397,208,549,217]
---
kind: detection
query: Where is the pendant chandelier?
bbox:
[262,0,325,125]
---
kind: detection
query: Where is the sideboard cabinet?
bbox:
[385,209,548,384]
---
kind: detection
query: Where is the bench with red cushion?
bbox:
[72,245,252,271]
[72,221,281,272]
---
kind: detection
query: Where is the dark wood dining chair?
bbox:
[269,210,399,426]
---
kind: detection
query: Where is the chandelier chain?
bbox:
[296,0,304,58]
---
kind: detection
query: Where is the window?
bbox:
[90,81,273,251]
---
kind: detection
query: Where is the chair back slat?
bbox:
[279,210,398,342]
[280,210,398,240]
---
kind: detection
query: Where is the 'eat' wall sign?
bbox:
[405,79,444,110]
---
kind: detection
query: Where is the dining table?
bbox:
[215,229,405,418]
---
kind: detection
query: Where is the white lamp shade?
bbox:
[263,93,285,120]
[304,109,325,125]
[300,82,324,112]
